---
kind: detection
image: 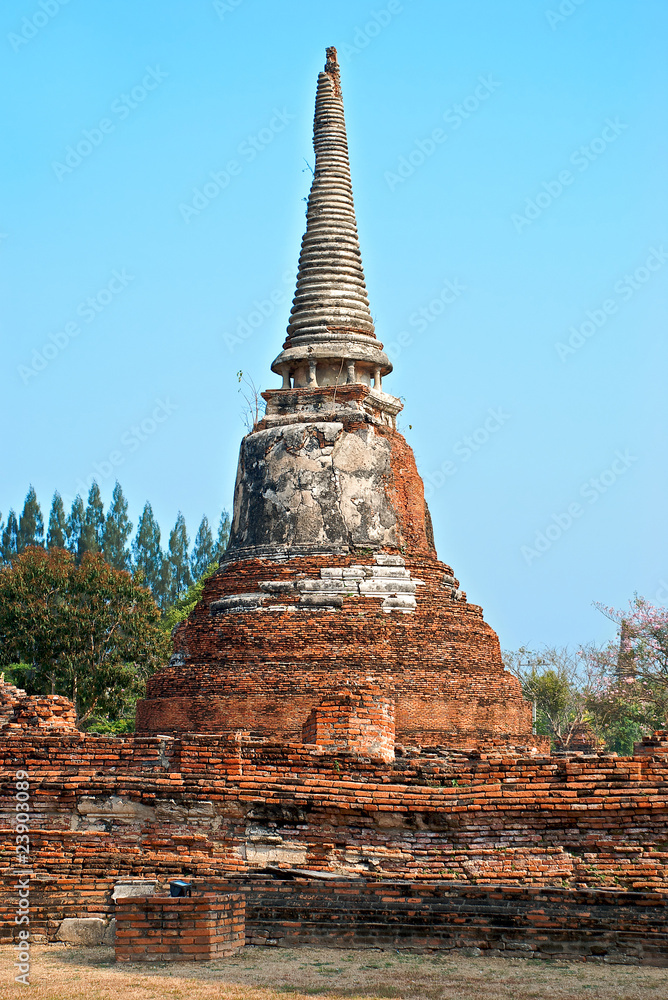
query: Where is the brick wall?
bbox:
[1,874,666,966]
[115,893,244,962]
[0,875,117,943]
[1,733,667,898]
[634,731,668,757]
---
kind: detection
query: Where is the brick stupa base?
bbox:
[137,443,534,748]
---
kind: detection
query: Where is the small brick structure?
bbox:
[634,730,668,756]
[302,688,395,762]
[114,893,245,962]
[0,679,77,734]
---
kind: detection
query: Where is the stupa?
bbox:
[137,48,532,749]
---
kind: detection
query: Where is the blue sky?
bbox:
[2,0,666,651]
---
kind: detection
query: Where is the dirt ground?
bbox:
[2,944,667,1000]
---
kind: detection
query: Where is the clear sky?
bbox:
[2,0,666,651]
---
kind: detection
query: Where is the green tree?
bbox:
[17,485,44,552]
[132,502,164,601]
[0,546,169,726]
[158,556,172,610]
[47,491,69,549]
[215,509,231,559]
[191,515,215,580]
[503,646,589,747]
[67,496,85,561]
[166,512,192,602]
[80,482,105,556]
[103,481,132,570]
[1,510,18,564]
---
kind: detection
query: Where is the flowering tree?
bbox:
[505,597,668,754]
[594,595,668,679]
[582,596,668,749]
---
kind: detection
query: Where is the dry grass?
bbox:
[1,944,668,1000]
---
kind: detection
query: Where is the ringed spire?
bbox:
[271,47,392,391]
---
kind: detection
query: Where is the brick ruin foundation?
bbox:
[1,731,668,961]
[1,731,668,959]
[0,679,77,736]
[2,732,668,889]
[1,48,667,964]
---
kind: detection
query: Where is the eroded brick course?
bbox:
[1,733,667,900]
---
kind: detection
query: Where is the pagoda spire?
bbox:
[271,47,392,392]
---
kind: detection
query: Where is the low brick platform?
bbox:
[114,893,245,962]
[209,879,668,965]
[2,876,666,965]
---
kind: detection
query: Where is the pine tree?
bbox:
[132,502,164,600]
[159,556,172,611]
[80,482,105,556]
[103,482,132,571]
[191,515,215,580]
[166,512,192,602]
[215,509,231,559]
[47,492,68,549]
[17,485,44,551]
[67,496,85,562]
[1,510,18,563]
